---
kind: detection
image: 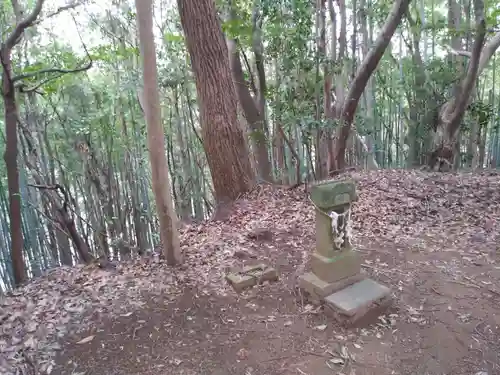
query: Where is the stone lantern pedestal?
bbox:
[298,179,391,326]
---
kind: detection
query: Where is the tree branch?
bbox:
[447,47,472,57]
[340,0,411,125]
[28,183,69,212]
[478,31,500,75]
[446,0,487,135]
[5,0,45,50]
[334,0,411,168]
[12,61,92,83]
[33,1,82,25]
[444,32,500,75]
[12,18,93,89]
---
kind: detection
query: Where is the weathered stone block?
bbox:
[259,266,279,284]
[226,273,257,292]
[310,179,357,209]
[324,278,392,327]
[310,250,360,283]
[298,271,364,304]
[226,264,278,292]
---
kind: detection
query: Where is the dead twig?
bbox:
[261,355,291,363]
[300,350,330,358]
[448,279,481,289]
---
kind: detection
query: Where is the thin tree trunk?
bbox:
[333,0,411,170]
[136,0,182,265]
[1,50,25,284]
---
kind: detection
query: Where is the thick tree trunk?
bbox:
[1,51,25,285]
[333,0,411,170]
[136,0,182,265]
[178,0,255,205]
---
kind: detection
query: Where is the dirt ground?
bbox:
[2,169,500,375]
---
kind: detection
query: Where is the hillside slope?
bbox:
[1,169,499,375]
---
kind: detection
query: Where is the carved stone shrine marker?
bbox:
[298,178,391,326]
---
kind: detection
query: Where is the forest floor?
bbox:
[2,169,500,375]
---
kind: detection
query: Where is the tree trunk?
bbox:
[315,0,329,179]
[333,0,411,170]
[1,0,46,284]
[136,0,182,265]
[358,0,379,170]
[226,5,272,182]
[428,0,500,170]
[173,87,192,218]
[1,50,25,285]
[177,0,255,206]
[227,40,272,182]
[405,10,427,167]
[273,59,288,184]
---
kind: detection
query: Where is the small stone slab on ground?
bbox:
[226,263,278,292]
[324,278,391,326]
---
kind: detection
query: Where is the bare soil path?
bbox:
[2,170,499,375]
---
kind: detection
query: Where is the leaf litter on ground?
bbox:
[1,169,500,374]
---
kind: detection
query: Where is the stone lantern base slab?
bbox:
[298,271,364,304]
[324,278,392,326]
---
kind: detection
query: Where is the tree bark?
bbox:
[178,0,255,206]
[227,40,272,182]
[226,4,272,182]
[333,0,411,170]
[428,0,487,171]
[404,10,428,167]
[136,0,182,265]
[2,50,25,285]
[0,0,46,285]
[316,0,329,178]
[357,0,379,170]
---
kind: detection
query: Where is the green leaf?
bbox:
[164,32,184,43]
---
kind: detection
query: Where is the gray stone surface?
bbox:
[310,178,357,209]
[324,278,390,316]
[226,264,278,292]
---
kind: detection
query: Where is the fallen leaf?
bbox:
[237,348,250,360]
[76,335,95,344]
[314,324,327,331]
[172,358,183,366]
[329,357,345,365]
[26,320,38,333]
[23,336,37,349]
